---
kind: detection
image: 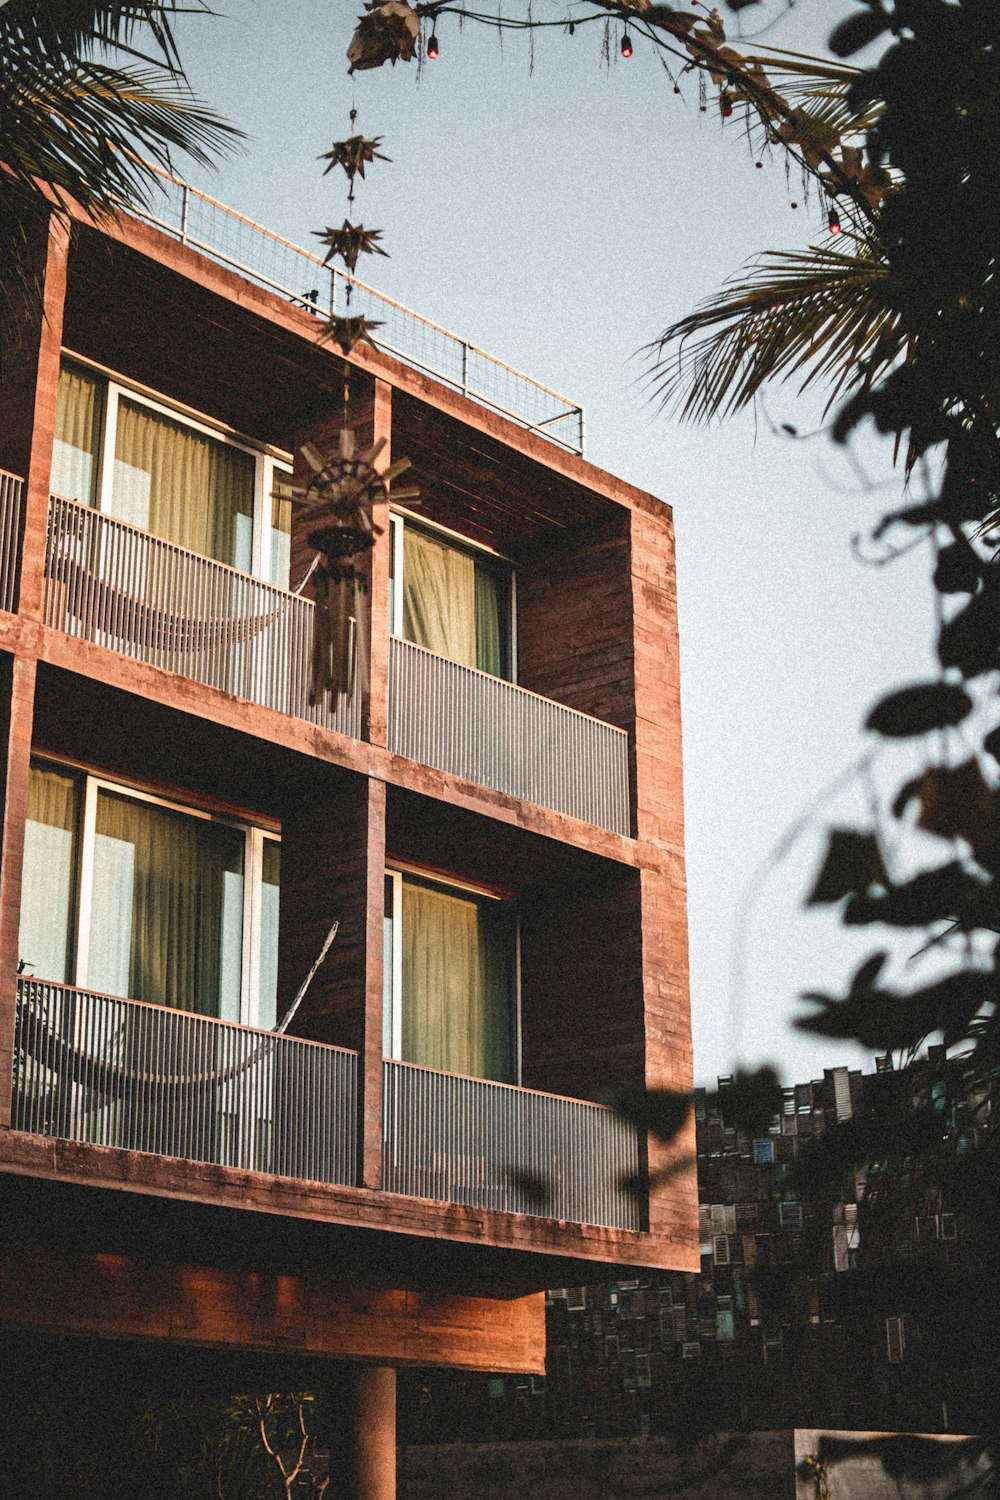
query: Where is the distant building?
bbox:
[401,1056,993,1444]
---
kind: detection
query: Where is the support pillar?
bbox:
[349,1365,396,1500]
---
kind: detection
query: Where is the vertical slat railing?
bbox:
[0,470,24,614]
[382,1059,641,1230]
[386,635,631,835]
[43,496,361,738]
[12,978,358,1185]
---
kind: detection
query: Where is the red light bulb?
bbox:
[828,208,842,234]
[621,31,633,57]
[427,31,439,58]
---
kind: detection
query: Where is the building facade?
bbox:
[0,182,697,1488]
[400,1060,993,1445]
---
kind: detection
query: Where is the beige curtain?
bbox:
[475,566,503,678]
[402,526,477,666]
[19,765,81,982]
[51,365,103,504]
[401,879,513,1082]
[113,399,255,570]
[89,792,244,1019]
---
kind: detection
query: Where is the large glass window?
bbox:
[389,514,513,680]
[50,361,292,588]
[383,869,517,1083]
[18,761,280,1027]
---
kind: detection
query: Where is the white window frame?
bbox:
[30,757,280,1028]
[388,508,518,681]
[382,863,521,1082]
[58,353,293,586]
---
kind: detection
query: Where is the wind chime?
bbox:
[282,107,419,708]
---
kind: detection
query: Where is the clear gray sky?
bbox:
[174,0,933,1087]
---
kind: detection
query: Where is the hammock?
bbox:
[45,495,321,656]
[15,923,340,1098]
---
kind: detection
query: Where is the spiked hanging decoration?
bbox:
[315,220,389,274]
[299,103,419,704]
[284,431,420,707]
[320,134,390,181]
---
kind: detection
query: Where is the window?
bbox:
[51,360,292,587]
[382,868,518,1083]
[19,760,279,1027]
[389,512,514,680]
[779,1200,804,1232]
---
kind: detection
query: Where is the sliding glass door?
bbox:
[19,760,279,1026]
[389,515,513,680]
[383,870,517,1084]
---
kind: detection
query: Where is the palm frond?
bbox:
[6,59,240,210]
[746,47,882,134]
[647,239,903,424]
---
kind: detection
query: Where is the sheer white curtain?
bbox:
[19,765,80,981]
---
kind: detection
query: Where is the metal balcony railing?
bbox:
[382,1059,641,1230]
[44,495,362,737]
[12,978,358,1185]
[0,469,23,613]
[131,165,585,456]
[386,636,631,835]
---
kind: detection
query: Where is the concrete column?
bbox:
[349,1365,396,1500]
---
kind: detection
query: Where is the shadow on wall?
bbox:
[398,1431,993,1500]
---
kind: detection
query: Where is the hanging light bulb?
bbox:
[828,207,842,234]
[620,30,633,57]
[427,31,439,58]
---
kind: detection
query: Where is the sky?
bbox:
[172,0,935,1088]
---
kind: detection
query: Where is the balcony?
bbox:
[12,978,358,1184]
[387,636,631,836]
[383,1059,641,1230]
[44,493,362,736]
[12,980,642,1230]
[0,488,632,833]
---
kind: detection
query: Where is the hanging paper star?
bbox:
[315,221,389,273]
[320,135,391,181]
[321,314,383,355]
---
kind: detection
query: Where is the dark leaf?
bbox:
[843,861,978,928]
[910,760,998,849]
[506,1168,551,1212]
[938,588,1000,679]
[711,1065,784,1138]
[984,725,1000,767]
[865,681,972,737]
[933,542,982,595]
[612,1085,692,1143]
[789,1107,943,1193]
[807,828,888,904]
[829,8,890,58]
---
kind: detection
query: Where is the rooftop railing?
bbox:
[44,494,362,738]
[130,166,585,456]
[387,635,631,835]
[12,978,358,1185]
[382,1059,642,1230]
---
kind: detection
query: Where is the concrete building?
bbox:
[0,174,697,1492]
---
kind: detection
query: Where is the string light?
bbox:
[828,207,842,234]
[427,31,439,58]
[620,30,633,57]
